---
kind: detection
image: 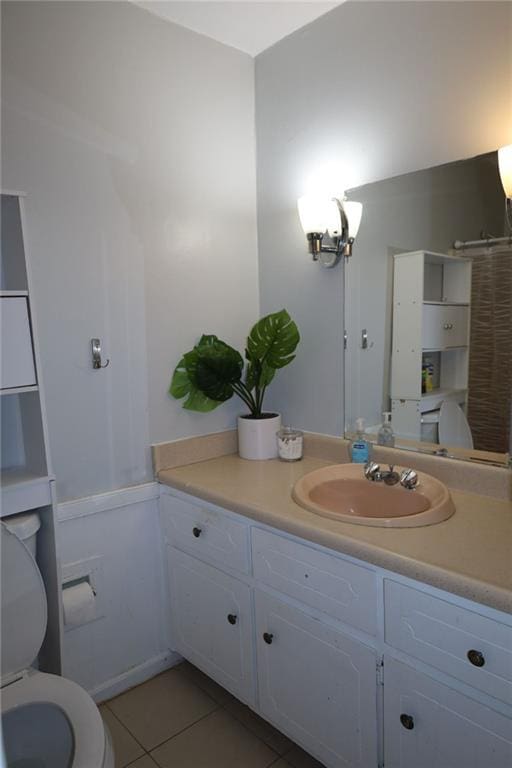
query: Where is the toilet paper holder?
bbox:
[62,575,97,596]
[62,576,98,630]
[61,555,105,631]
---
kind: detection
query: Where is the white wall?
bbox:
[2,1,259,502]
[255,0,512,435]
[57,486,174,699]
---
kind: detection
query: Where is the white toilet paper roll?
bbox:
[63,580,96,627]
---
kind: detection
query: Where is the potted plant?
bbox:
[170,309,300,459]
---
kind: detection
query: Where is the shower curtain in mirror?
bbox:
[467,246,512,454]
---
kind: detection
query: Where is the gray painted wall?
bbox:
[255,1,512,435]
[2,1,258,500]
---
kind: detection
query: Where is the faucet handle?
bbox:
[400,469,418,490]
[364,461,381,481]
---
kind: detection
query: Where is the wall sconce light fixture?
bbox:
[498,144,512,228]
[297,195,363,267]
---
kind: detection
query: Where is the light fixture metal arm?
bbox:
[310,198,352,268]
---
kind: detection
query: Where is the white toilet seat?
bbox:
[2,670,111,768]
[438,400,474,449]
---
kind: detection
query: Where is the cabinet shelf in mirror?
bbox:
[422,345,468,352]
[423,300,469,307]
[0,290,29,297]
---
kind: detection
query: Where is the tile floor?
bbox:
[100,662,326,768]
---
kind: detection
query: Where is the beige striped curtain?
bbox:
[467,247,512,453]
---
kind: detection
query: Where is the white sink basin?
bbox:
[292,463,455,528]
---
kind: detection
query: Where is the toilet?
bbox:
[421,400,474,449]
[1,520,115,768]
[438,400,474,449]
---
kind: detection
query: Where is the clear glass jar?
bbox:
[277,426,304,462]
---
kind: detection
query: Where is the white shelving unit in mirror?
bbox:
[391,250,472,443]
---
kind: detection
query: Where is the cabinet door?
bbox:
[384,657,512,768]
[255,590,377,768]
[0,296,36,390]
[422,305,469,350]
[168,547,255,705]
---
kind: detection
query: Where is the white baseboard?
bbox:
[90,650,182,703]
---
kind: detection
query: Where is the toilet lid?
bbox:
[438,401,474,449]
[1,523,47,683]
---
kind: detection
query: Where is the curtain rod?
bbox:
[453,235,512,250]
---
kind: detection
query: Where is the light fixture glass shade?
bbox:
[326,199,343,237]
[297,195,329,234]
[498,144,512,198]
[343,201,363,239]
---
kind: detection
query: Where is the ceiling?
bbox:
[134,2,341,57]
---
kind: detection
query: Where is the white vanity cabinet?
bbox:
[160,488,379,768]
[168,547,256,705]
[159,486,512,768]
[384,657,512,768]
[256,590,378,768]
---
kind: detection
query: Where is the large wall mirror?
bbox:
[344,150,511,467]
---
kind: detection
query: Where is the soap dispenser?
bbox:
[377,412,395,447]
[350,418,372,463]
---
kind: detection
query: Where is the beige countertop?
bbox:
[158,454,512,615]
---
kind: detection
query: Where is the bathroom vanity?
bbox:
[157,454,512,768]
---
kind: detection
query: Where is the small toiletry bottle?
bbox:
[350,418,372,463]
[424,357,434,392]
[377,412,395,447]
[426,361,434,392]
[421,365,428,394]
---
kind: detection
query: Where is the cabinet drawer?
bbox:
[168,548,255,705]
[160,493,250,574]
[252,528,377,635]
[0,297,36,390]
[422,304,468,350]
[385,580,512,704]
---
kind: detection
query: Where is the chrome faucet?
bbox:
[364,462,418,490]
[364,462,400,485]
[400,468,419,490]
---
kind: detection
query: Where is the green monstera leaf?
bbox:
[195,341,244,401]
[246,309,300,370]
[170,311,300,416]
[170,335,225,412]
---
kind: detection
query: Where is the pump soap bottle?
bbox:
[350,418,372,463]
[377,412,395,447]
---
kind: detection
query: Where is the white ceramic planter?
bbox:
[237,413,281,460]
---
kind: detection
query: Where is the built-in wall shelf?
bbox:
[1,191,62,674]
[0,470,53,517]
[1,385,39,396]
[423,300,469,307]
